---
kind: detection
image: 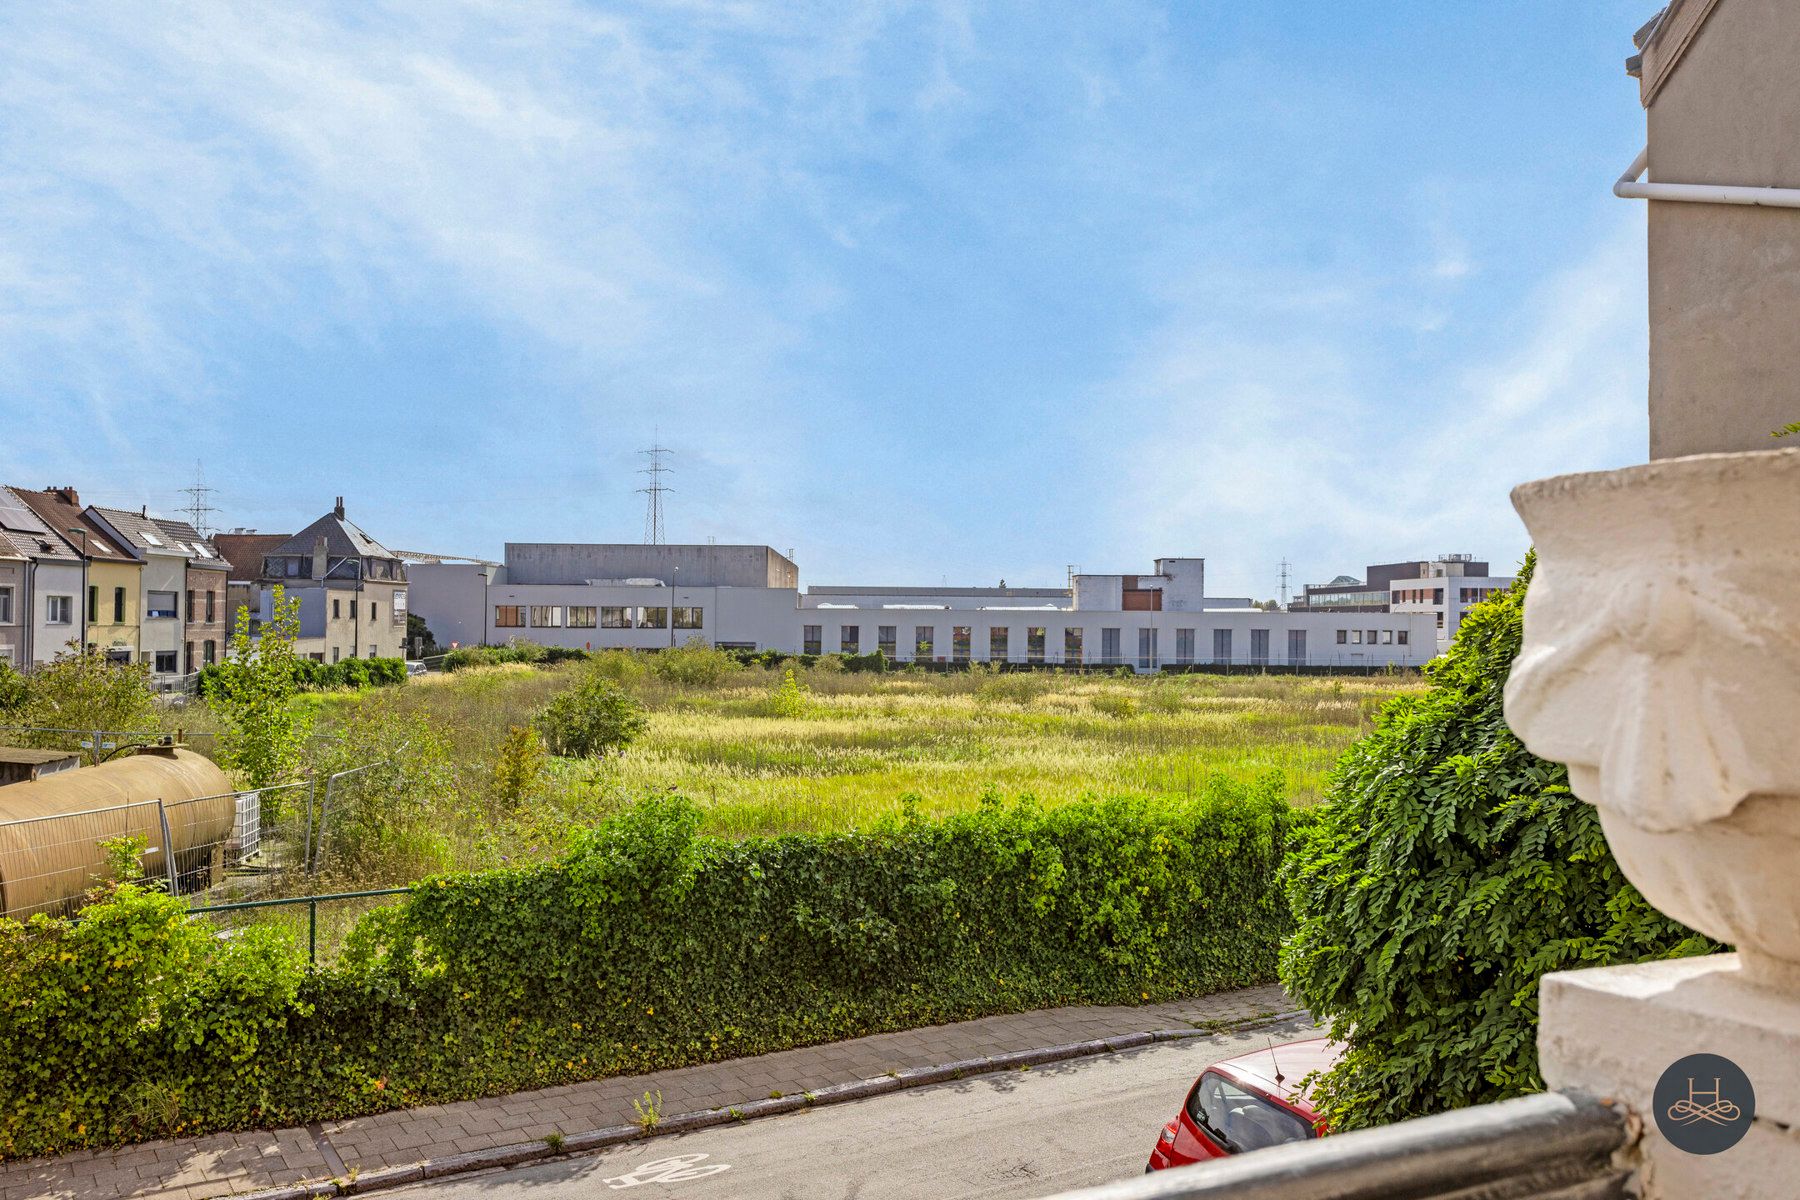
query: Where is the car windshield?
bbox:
[1187,1071,1316,1153]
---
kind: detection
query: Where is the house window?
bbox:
[185,641,195,673]
[147,591,177,619]
[1027,626,1045,662]
[46,595,74,624]
[569,606,598,628]
[988,627,1009,661]
[878,625,897,657]
[953,626,972,661]
[602,606,631,629]
[206,590,216,623]
[1175,628,1195,664]
[370,601,378,621]
[841,625,860,653]
[494,605,525,628]
[914,626,935,659]
[530,606,563,627]
[1437,612,1445,630]
[333,598,342,619]
[674,606,704,629]
[113,587,126,623]
[154,650,178,673]
[204,640,216,665]
[1137,627,1158,669]
[1212,628,1233,662]
[331,646,341,663]
[0,586,12,624]
[1250,629,1270,665]
[1100,627,1120,663]
[87,586,98,623]
[393,589,408,624]
[1287,629,1307,664]
[803,624,822,655]
[186,589,195,620]
[637,606,668,629]
[1064,627,1083,664]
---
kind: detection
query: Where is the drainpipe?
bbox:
[1616,147,1800,208]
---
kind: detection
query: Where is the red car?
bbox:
[1145,1037,1339,1172]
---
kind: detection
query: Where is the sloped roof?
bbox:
[10,489,135,563]
[150,516,224,570]
[0,487,78,562]
[1633,0,1723,106]
[90,506,189,558]
[273,510,398,561]
[212,532,289,582]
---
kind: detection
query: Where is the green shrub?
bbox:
[0,659,25,713]
[764,667,810,717]
[649,639,740,686]
[1091,693,1138,719]
[0,783,1303,1157]
[441,641,548,672]
[1279,555,1713,1131]
[534,675,647,757]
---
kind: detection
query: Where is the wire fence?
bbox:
[0,725,218,766]
[187,887,413,964]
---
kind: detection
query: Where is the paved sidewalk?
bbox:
[1,984,1292,1200]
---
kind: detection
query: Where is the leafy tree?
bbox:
[17,643,157,747]
[209,586,312,788]
[0,658,26,714]
[534,673,646,758]
[1279,555,1713,1130]
[406,612,437,656]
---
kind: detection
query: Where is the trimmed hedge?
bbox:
[198,656,406,697]
[0,783,1303,1156]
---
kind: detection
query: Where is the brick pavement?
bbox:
[1,983,1293,1200]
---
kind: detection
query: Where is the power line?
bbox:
[637,438,673,546]
[178,461,219,537]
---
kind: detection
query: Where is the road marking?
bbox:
[603,1154,732,1189]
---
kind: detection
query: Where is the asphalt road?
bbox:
[391,1016,1318,1200]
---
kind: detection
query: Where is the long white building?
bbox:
[410,546,1439,670]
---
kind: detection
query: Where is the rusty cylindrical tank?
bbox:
[0,747,235,918]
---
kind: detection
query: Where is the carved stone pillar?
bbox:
[1505,446,1800,1197]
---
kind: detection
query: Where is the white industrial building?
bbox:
[410,546,1439,670]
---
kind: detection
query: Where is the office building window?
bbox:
[1137,627,1158,669]
[494,605,525,628]
[1351,629,1363,644]
[530,605,563,628]
[0,586,12,624]
[569,606,597,628]
[602,606,631,629]
[113,587,126,623]
[1380,629,1393,644]
[878,625,897,657]
[204,639,216,665]
[988,627,1008,661]
[147,591,177,619]
[1175,628,1195,664]
[1250,628,1270,664]
[953,626,972,661]
[1064,626,1083,664]
[1100,627,1121,663]
[841,625,860,653]
[1027,626,1046,662]
[1436,612,1445,630]
[1287,629,1307,664]
[154,650,178,673]
[1336,629,1348,644]
[914,626,935,659]
[1366,629,1379,644]
[803,624,823,655]
[1398,629,1409,645]
[1433,588,1444,605]
[675,606,704,629]
[637,606,668,629]
[1212,628,1233,663]
[47,595,74,625]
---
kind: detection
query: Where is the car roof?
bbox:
[1213,1037,1340,1112]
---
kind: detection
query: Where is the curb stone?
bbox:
[234,1007,1313,1200]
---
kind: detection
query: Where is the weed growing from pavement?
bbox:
[632,1091,662,1130]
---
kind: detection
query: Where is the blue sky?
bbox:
[1,1,1657,598]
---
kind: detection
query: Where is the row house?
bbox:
[85,505,227,676]
[0,487,89,669]
[12,488,143,665]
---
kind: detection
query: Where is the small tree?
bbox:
[492,725,547,809]
[18,643,157,748]
[210,586,313,788]
[534,675,646,758]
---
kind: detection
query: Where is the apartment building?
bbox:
[1292,555,1516,647]
[411,545,1432,669]
[243,499,409,661]
[0,487,84,667]
[11,488,142,665]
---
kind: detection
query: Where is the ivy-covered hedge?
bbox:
[0,783,1303,1157]
[1278,555,1714,1130]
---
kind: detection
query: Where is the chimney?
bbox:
[49,486,79,507]
[333,496,345,519]
[313,536,328,580]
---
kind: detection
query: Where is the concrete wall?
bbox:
[0,559,24,667]
[407,563,491,650]
[504,544,798,589]
[1644,0,1800,457]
